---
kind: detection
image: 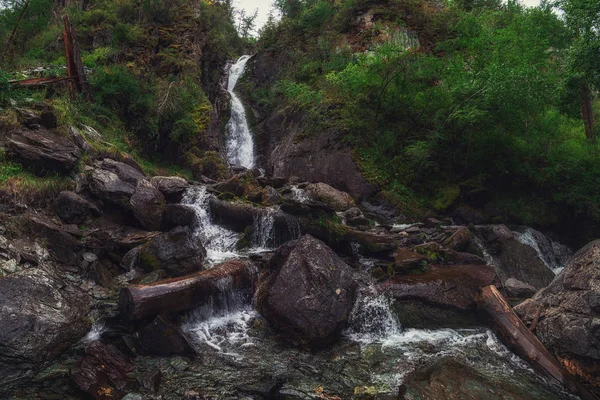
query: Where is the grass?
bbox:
[0,160,73,207]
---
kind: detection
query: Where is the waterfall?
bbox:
[290,185,310,203]
[251,207,301,251]
[513,227,572,274]
[226,55,255,169]
[182,279,257,359]
[182,186,241,264]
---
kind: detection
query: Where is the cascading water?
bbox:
[226,55,255,169]
[182,186,241,264]
[290,185,310,203]
[513,227,572,274]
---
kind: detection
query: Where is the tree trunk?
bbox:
[582,83,595,142]
[476,285,598,400]
[119,260,256,321]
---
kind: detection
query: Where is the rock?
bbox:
[443,227,471,252]
[212,174,246,197]
[0,269,91,388]
[257,235,357,346]
[141,368,162,392]
[424,217,442,228]
[392,248,428,271]
[403,358,563,400]
[95,158,146,185]
[474,225,555,289]
[27,214,81,266]
[72,341,137,399]
[305,183,356,211]
[89,168,136,205]
[504,278,536,298]
[379,264,497,311]
[515,240,600,369]
[452,205,488,225]
[162,204,196,231]
[55,191,100,225]
[137,226,206,277]
[341,207,371,228]
[262,186,282,205]
[68,126,92,152]
[7,129,82,174]
[150,176,190,201]
[130,180,165,231]
[280,199,335,216]
[135,316,195,356]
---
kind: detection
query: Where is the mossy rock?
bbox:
[184,150,228,181]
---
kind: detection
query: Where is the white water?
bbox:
[81,320,107,344]
[252,207,276,250]
[514,227,572,274]
[226,55,255,169]
[290,185,310,203]
[183,285,257,359]
[182,186,241,264]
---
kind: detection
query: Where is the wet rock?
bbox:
[55,191,101,225]
[515,240,600,376]
[130,179,165,231]
[150,176,190,201]
[504,278,536,298]
[392,248,428,271]
[135,316,195,356]
[403,358,563,400]
[424,217,442,228]
[89,168,136,205]
[262,186,282,205]
[257,235,357,346]
[27,214,81,266]
[280,199,335,216]
[162,204,196,231]
[379,264,497,311]
[95,158,146,185]
[7,129,82,174]
[0,269,91,388]
[341,207,371,228]
[72,341,136,400]
[443,227,471,252]
[141,368,162,392]
[474,225,555,289]
[136,226,206,277]
[305,183,355,211]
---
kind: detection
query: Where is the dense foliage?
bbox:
[0,0,244,168]
[252,0,600,243]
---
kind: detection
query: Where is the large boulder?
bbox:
[95,158,145,185]
[72,341,137,400]
[0,269,91,388]
[27,214,82,266]
[89,168,136,205]
[515,240,600,389]
[130,180,165,231]
[305,182,355,211]
[162,204,196,231]
[257,235,357,346]
[150,176,190,201]
[55,191,101,225]
[136,226,206,277]
[474,225,555,289]
[7,129,82,174]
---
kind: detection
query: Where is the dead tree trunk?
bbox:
[119,260,256,321]
[582,83,595,142]
[62,15,91,101]
[476,285,599,400]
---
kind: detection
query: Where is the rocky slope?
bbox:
[0,105,597,399]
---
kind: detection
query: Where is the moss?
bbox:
[433,185,460,212]
[139,249,160,271]
[184,150,228,181]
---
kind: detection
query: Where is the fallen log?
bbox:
[119,259,256,321]
[476,285,599,400]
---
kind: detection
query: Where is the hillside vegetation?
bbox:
[248,0,600,244]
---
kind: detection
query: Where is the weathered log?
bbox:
[476,285,599,400]
[119,259,256,321]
